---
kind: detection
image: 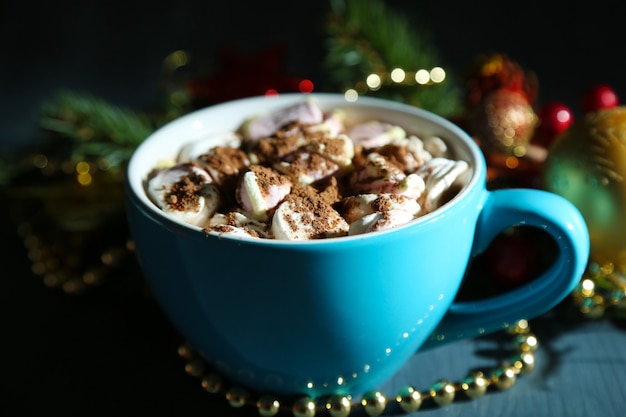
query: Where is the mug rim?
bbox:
[126,92,485,245]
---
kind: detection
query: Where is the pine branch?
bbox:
[38,91,162,170]
[324,0,463,117]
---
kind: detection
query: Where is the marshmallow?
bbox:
[384,135,433,172]
[196,146,250,186]
[348,209,416,235]
[147,163,220,227]
[304,109,347,137]
[241,99,324,142]
[305,133,355,168]
[341,194,379,223]
[271,196,349,240]
[417,158,470,212]
[349,153,407,194]
[347,121,407,149]
[237,166,292,220]
[273,150,341,185]
[342,193,422,224]
[423,136,449,158]
[249,129,309,164]
[206,211,270,238]
[395,173,426,199]
[177,132,242,163]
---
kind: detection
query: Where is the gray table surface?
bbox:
[2,1,626,416]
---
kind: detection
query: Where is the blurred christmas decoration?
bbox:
[186,44,313,107]
[541,98,626,318]
[3,91,166,294]
[542,105,626,271]
[461,53,544,187]
[581,83,620,113]
[463,52,538,110]
[460,54,626,320]
[323,0,463,118]
[469,88,537,157]
[531,101,573,148]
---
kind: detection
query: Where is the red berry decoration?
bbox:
[582,83,619,113]
[531,101,573,148]
[484,232,537,288]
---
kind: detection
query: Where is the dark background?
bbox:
[2,0,626,153]
[2,1,626,416]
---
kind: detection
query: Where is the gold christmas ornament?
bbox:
[471,89,538,157]
[542,106,626,272]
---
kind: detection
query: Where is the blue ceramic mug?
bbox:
[125,93,589,398]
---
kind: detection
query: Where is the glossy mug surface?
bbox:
[125,93,589,397]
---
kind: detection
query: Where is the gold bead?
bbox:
[430,380,455,406]
[257,395,280,416]
[360,390,386,416]
[580,278,596,297]
[325,395,351,417]
[461,371,489,399]
[32,262,47,276]
[491,366,517,390]
[396,386,422,413]
[226,386,249,408]
[184,358,204,377]
[177,343,195,359]
[515,333,539,352]
[62,279,86,295]
[507,319,530,334]
[201,373,223,394]
[82,267,106,285]
[580,294,606,318]
[511,351,536,375]
[292,396,316,417]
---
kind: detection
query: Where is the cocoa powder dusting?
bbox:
[249,165,291,196]
[148,101,470,240]
[285,183,344,239]
[254,124,306,162]
[376,144,412,172]
[165,170,206,211]
[198,146,249,181]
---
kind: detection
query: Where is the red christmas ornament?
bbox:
[582,83,619,113]
[188,44,310,105]
[484,232,537,288]
[464,53,539,110]
[531,101,573,148]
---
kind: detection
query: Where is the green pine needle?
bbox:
[40,91,157,146]
[38,90,163,171]
[324,0,463,117]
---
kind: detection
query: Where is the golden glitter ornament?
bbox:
[470,89,538,157]
[542,106,626,272]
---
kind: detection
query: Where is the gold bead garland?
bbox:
[10,152,137,295]
[17,219,136,294]
[178,320,537,416]
[570,262,626,319]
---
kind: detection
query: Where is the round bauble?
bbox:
[542,106,626,271]
[471,89,537,156]
[532,101,573,148]
[582,84,619,114]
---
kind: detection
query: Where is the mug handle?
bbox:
[422,188,590,348]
